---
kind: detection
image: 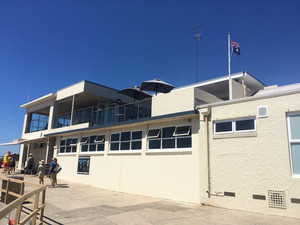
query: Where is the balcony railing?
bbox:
[54,99,151,128]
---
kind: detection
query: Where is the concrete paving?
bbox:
[2,173,300,225]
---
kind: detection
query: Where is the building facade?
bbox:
[5,71,300,218]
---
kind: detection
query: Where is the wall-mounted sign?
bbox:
[77,156,90,175]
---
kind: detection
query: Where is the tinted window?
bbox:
[121,142,130,150]
[149,140,161,149]
[175,126,191,136]
[236,119,255,131]
[162,139,175,149]
[162,127,175,138]
[215,122,232,133]
[147,129,160,138]
[132,141,142,150]
[110,143,119,150]
[121,132,130,141]
[111,133,120,142]
[177,137,192,148]
[132,131,142,140]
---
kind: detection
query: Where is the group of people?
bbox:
[36,157,59,187]
[2,151,60,188]
[2,151,16,175]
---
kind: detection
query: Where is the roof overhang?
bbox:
[1,137,47,146]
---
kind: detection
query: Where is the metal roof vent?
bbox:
[268,190,286,209]
[257,106,268,118]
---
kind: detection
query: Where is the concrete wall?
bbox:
[199,93,300,218]
[151,87,195,117]
[56,116,201,203]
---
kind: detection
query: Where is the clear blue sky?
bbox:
[0,0,299,154]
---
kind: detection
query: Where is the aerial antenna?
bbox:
[192,24,203,83]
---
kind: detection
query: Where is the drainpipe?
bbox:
[198,106,211,198]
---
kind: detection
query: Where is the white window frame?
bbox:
[214,118,256,135]
[287,112,300,178]
[147,125,192,150]
[109,130,142,152]
[80,135,105,153]
[59,137,78,154]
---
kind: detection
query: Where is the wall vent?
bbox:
[224,192,235,197]
[291,198,300,204]
[257,106,268,118]
[253,194,266,200]
[268,190,286,209]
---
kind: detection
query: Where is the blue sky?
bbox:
[0,0,299,154]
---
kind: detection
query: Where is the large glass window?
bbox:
[214,118,256,134]
[287,113,300,176]
[110,131,142,151]
[60,138,77,153]
[147,125,192,150]
[27,113,49,133]
[80,135,105,152]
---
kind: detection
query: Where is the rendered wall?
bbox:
[56,117,201,203]
[151,88,195,117]
[199,93,300,218]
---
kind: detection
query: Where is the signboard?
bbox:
[77,156,90,175]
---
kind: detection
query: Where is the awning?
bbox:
[0,137,47,146]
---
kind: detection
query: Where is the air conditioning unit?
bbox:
[257,106,268,118]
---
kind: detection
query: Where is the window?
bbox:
[214,118,256,134]
[34,143,46,149]
[147,125,192,150]
[287,113,300,176]
[110,130,142,151]
[80,135,105,152]
[60,138,77,153]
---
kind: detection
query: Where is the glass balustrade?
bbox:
[54,99,151,128]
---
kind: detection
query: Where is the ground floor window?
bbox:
[59,138,78,153]
[80,135,105,152]
[110,130,142,151]
[147,125,192,150]
[214,118,256,134]
[287,113,300,176]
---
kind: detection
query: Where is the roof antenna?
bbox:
[192,24,203,83]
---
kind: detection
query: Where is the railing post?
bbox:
[39,189,46,224]
[4,179,10,204]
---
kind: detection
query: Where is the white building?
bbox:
[4,71,300,218]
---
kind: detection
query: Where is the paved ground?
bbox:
[2,172,300,225]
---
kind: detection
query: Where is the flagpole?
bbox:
[228,32,232,100]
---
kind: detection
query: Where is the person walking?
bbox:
[48,158,58,188]
[24,153,35,175]
[37,160,46,185]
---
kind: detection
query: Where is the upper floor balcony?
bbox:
[54,99,152,128]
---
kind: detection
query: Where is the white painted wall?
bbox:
[199,93,300,218]
[56,117,201,203]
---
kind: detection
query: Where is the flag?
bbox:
[231,40,240,56]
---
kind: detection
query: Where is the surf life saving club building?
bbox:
[5,71,300,219]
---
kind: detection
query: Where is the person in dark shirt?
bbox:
[24,153,34,175]
[48,157,58,188]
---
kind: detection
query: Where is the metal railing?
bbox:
[54,99,152,128]
[0,177,46,225]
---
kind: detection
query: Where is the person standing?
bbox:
[24,153,35,175]
[37,160,45,185]
[48,158,58,188]
[3,151,12,174]
[9,153,16,174]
